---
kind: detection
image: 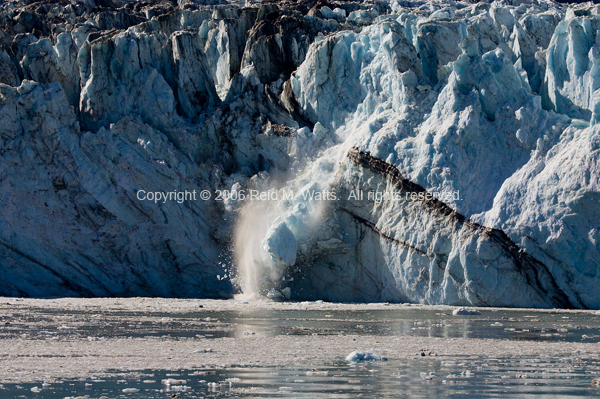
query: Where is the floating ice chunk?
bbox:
[30,387,41,393]
[162,379,186,385]
[345,351,387,361]
[306,370,329,376]
[262,221,298,265]
[421,372,436,380]
[452,307,481,315]
[122,388,140,393]
[168,385,190,392]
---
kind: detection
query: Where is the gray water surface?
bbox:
[1,304,600,398]
[3,307,600,342]
[2,356,600,398]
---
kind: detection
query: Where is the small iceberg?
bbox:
[345,350,387,362]
[162,379,186,385]
[452,307,481,315]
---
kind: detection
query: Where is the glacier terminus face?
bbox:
[0,0,598,308]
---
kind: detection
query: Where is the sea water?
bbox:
[2,356,600,398]
[1,304,600,398]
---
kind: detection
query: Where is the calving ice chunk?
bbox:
[262,221,298,266]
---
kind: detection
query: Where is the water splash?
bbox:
[232,151,343,300]
[233,185,291,299]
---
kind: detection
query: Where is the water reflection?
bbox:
[2,356,600,399]
[3,307,599,343]
[2,305,600,398]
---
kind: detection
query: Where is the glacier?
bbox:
[0,0,598,308]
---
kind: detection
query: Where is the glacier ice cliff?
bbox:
[0,0,598,308]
